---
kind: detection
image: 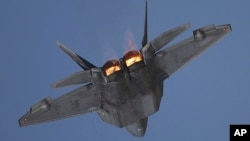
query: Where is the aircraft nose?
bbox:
[135,127,146,137]
[125,125,146,137]
[125,118,148,137]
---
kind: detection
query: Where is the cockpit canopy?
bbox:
[124,50,143,67]
[103,60,122,76]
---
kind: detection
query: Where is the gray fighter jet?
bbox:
[19,1,231,137]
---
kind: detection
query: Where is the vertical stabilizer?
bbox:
[56,41,96,70]
[141,0,148,47]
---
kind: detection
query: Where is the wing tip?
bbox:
[56,41,63,49]
[55,41,71,53]
[18,118,24,127]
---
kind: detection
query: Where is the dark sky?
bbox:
[1,0,249,141]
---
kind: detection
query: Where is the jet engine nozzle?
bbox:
[124,50,143,67]
[103,60,122,76]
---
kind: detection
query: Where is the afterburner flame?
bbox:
[124,51,143,67]
[124,31,138,52]
[103,60,121,76]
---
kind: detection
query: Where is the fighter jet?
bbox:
[19,1,231,137]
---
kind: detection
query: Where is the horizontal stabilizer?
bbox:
[52,70,92,89]
[150,23,190,52]
[56,41,96,70]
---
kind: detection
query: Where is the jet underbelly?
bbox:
[97,66,161,127]
[97,91,158,127]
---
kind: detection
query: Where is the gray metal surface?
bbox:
[18,1,232,137]
[19,83,99,126]
[52,70,92,88]
[154,24,232,77]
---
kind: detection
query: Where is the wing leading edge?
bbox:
[19,83,100,126]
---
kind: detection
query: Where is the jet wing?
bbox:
[19,83,100,126]
[154,24,232,77]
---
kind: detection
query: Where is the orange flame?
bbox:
[124,51,143,67]
[124,30,138,53]
[103,60,121,76]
